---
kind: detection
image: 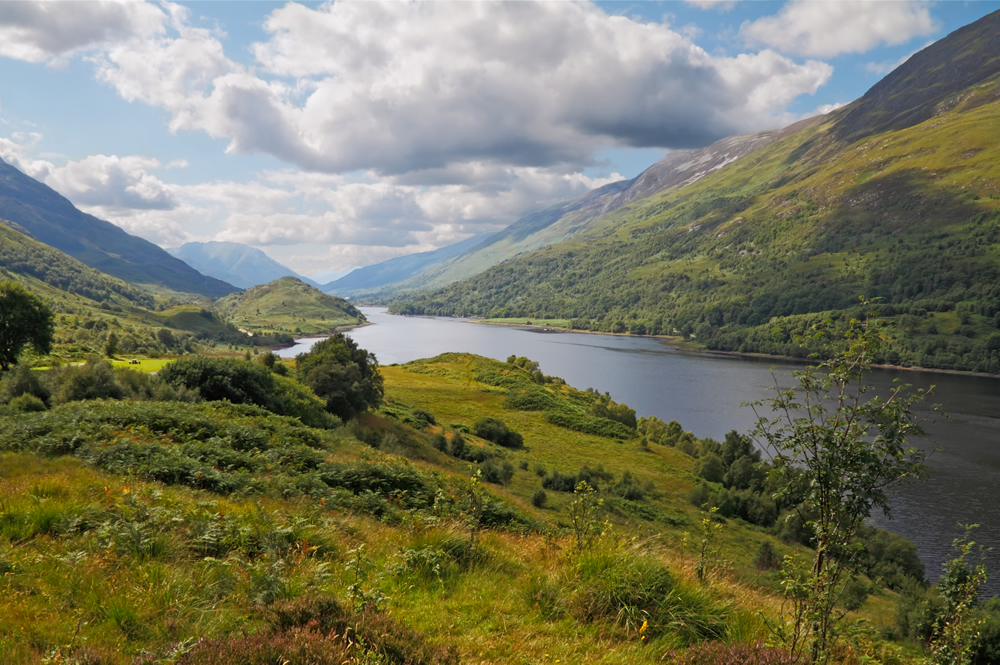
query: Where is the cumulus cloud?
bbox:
[740,0,937,58]
[90,0,831,175]
[45,154,178,211]
[0,0,163,65]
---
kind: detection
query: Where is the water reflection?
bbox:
[280,308,1000,592]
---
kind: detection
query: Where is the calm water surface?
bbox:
[281,308,1000,590]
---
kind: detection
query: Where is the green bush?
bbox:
[542,410,634,440]
[531,489,548,508]
[504,388,556,411]
[296,333,383,420]
[473,417,524,448]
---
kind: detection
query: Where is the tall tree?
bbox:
[0,281,54,371]
[750,311,929,663]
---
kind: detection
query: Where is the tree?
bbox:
[929,525,989,665]
[750,312,929,663]
[296,333,383,420]
[0,281,54,371]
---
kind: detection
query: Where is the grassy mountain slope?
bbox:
[0,220,289,364]
[0,158,236,298]
[217,276,363,334]
[395,10,1000,374]
[0,354,920,664]
[343,125,815,300]
[169,241,319,289]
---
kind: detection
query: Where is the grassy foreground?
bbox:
[0,354,918,663]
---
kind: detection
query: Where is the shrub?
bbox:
[473,417,523,448]
[504,388,556,411]
[755,540,781,571]
[296,333,383,420]
[531,489,548,508]
[449,432,467,459]
[411,408,436,425]
[51,358,126,403]
[693,453,725,484]
[0,364,49,405]
[431,434,448,453]
[542,410,633,440]
[9,393,45,412]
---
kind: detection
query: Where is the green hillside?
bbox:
[0,159,236,298]
[0,221,290,365]
[394,10,1000,374]
[217,276,364,334]
[0,352,937,664]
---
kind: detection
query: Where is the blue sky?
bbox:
[0,0,996,274]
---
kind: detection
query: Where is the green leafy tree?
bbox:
[929,525,989,665]
[295,333,383,420]
[0,280,54,371]
[749,312,929,663]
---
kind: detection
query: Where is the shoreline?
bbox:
[461,317,1000,381]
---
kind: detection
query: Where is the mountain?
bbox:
[168,241,319,289]
[394,9,1000,375]
[310,266,357,285]
[0,219,154,311]
[324,232,496,297]
[0,158,236,298]
[343,122,820,300]
[216,276,364,334]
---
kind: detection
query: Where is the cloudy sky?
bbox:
[0,0,996,276]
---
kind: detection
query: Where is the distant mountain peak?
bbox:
[168,241,319,290]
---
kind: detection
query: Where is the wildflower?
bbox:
[640,619,648,641]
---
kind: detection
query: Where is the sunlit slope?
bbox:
[395,11,1000,372]
[216,276,364,334]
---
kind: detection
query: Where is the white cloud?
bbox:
[91,0,831,176]
[685,0,738,12]
[45,154,178,211]
[740,1,937,58]
[0,0,164,65]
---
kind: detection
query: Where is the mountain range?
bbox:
[391,9,1000,375]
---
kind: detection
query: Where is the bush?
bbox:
[755,540,780,571]
[531,489,548,508]
[159,356,335,428]
[0,364,49,405]
[505,388,556,411]
[473,417,524,448]
[9,393,45,412]
[431,434,448,453]
[542,410,634,440]
[693,453,725,484]
[449,431,467,458]
[296,333,383,420]
[51,358,125,403]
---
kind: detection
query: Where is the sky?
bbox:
[0,0,996,276]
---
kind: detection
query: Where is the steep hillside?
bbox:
[169,241,318,289]
[0,158,236,298]
[395,10,1000,374]
[0,220,154,311]
[358,127,815,300]
[216,276,363,334]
